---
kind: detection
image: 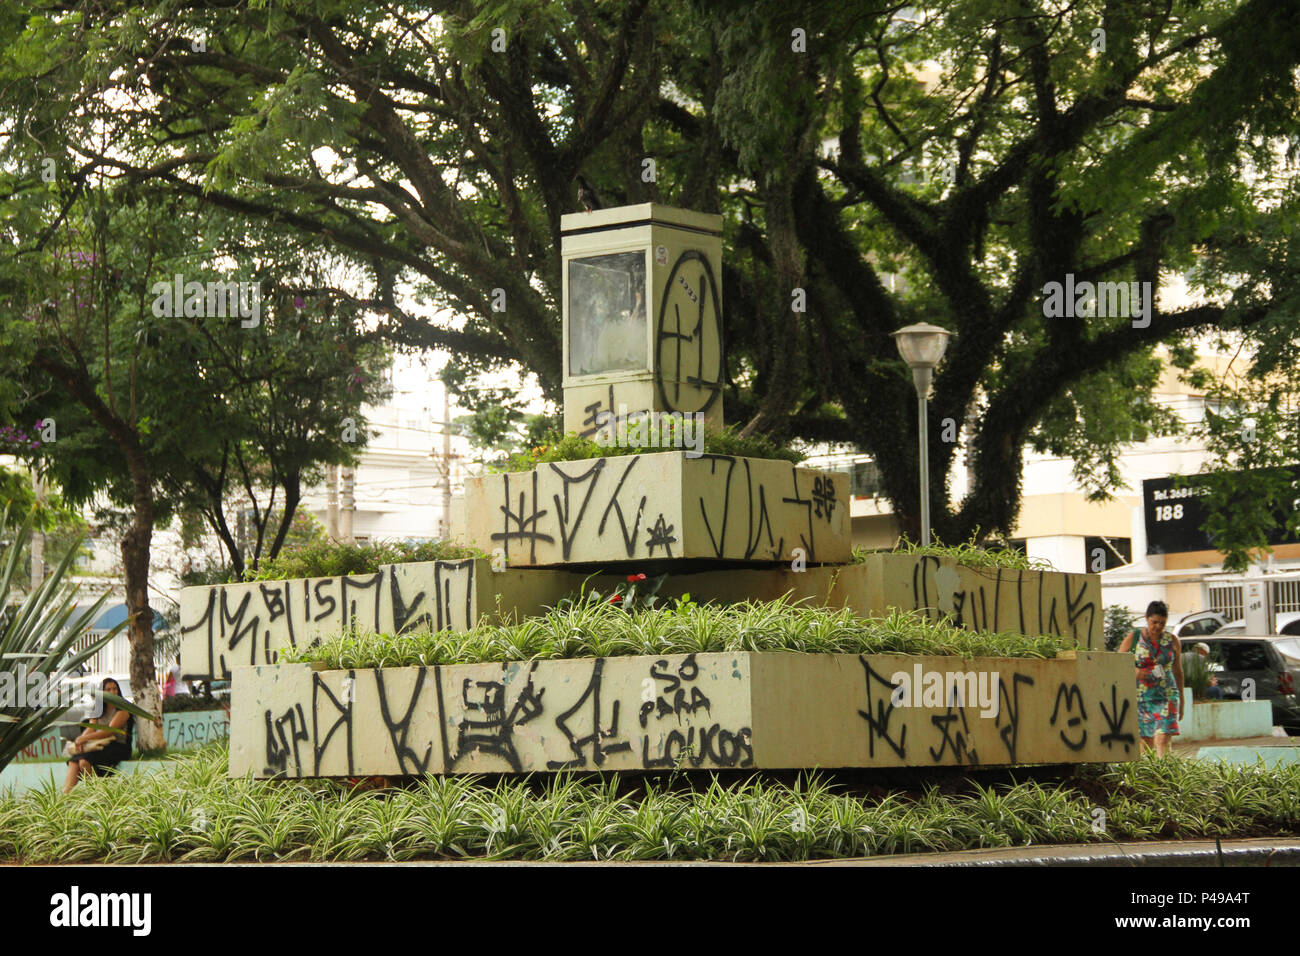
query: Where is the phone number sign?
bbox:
[1143,471,1300,555]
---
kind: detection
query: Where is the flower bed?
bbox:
[2,745,1296,863]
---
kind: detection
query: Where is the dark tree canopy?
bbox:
[2,0,1297,546]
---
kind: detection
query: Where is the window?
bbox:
[568,252,647,375]
[1224,642,1270,671]
[1083,536,1131,571]
[1179,618,1222,637]
[1202,397,1244,420]
[1273,579,1300,614]
[1208,585,1244,623]
[846,460,883,498]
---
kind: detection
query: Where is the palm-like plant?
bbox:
[0,507,148,771]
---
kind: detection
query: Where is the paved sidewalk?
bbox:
[1172,730,1297,754]
[810,837,1300,866]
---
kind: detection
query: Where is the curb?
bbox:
[815,837,1300,866]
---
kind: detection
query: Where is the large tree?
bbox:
[3,0,1297,545]
[0,176,389,745]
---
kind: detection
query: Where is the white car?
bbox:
[1216,611,1300,637]
[1174,610,1227,638]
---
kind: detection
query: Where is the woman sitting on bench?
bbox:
[63,677,135,793]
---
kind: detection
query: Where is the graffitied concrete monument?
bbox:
[463,451,852,567]
[562,204,724,438]
[234,651,1133,778]
[180,560,586,682]
[180,201,1135,777]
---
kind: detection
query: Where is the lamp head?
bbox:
[891,322,952,370]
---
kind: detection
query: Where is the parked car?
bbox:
[1215,611,1300,636]
[55,673,133,744]
[1174,610,1226,638]
[1180,636,1300,734]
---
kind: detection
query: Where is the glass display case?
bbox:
[567,251,647,376]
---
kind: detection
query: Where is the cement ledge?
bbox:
[816,836,1300,867]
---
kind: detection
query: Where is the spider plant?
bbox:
[0,508,150,772]
[6,749,1300,863]
[285,598,1077,671]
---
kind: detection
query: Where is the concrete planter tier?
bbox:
[179,559,586,682]
[651,554,1103,649]
[1178,689,1275,742]
[232,650,1137,779]
[178,552,1102,685]
[463,451,852,567]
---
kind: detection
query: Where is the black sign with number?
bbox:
[1143,470,1300,555]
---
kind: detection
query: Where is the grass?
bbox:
[279,599,1077,670]
[247,538,484,582]
[491,426,804,474]
[1,743,1296,863]
[855,535,1057,570]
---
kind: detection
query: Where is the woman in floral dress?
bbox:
[1118,601,1184,756]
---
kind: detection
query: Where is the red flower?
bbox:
[627,573,647,582]
[609,594,623,603]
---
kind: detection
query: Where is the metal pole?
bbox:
[441,384,452,538]
[918,390,930,546]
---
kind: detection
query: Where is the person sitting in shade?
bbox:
[63,677,135,793]
[1186,642,1225,699]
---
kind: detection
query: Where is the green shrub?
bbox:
[1104,605,1139,651]
[855,533,1055,570]
[1183,648,1215,699]
[0,507,152,773]
[491,425,803,473]
[247,539,484,582]
[2,745,1297,863]
[161,694,228,714]
[282,599,1076,670]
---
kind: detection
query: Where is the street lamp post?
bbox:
[891,322,952,546]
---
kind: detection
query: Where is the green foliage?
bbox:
[4,0,1298,547]
[1027,352,1183,502]
[180,560,242,588]
[871,534,1054,570]
[703,427,805,464]
[1183,648,1215,700]
[161,694,227,715]
[282,599,1074,670]
[491,426,803,473]
[248,538,484,582]
[555,572,669,614]
[0,509,149,772]
[2,746,1297,863]
[0,467,89,585]
[1187,376,1300,573]
[1104,605,1138,652]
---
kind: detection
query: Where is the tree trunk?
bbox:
[122,456,162,751]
